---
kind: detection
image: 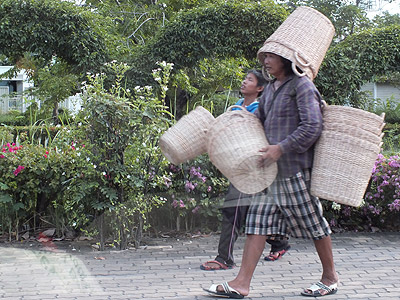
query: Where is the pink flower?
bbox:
[207,186,212,192]
[13,165,25,176]
[44,155,48,158]
[172,200,178,208]
[185,181,196,192]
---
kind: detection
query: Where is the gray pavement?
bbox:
[0,232,399,299]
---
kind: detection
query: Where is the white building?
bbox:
[0,66,82,115]
[0,66,34,113]
[360,81,400,103]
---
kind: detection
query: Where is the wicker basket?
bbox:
[322,123,384,145]
[322,105,385,136]
[257,6,335,80]
[311,131,382,207]
[207,106,277,194]
[159,106,215,165]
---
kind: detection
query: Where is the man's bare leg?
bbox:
[217,234,266,296]
[303,235,338,296]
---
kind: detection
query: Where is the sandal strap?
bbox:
[222,282,241,295]
[317,281,338,292]
[201,260,231,270]
[308,281,337,293]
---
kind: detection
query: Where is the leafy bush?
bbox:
[0,110,26,126]
[372,96,400,124]
[127,0,287,87]
[317,25,400,107]
[0,141,75,240]
[0,0,109,74]
[0,61,176,248]
[381,123,400,155]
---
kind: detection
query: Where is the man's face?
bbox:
[263,53,285,79]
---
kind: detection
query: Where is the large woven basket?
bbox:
[322,105,385,136]
[207,106,277,194]
[311,131,382,207]
[322,124,384,145]
[257,6,335,80]
[159,106,215,165]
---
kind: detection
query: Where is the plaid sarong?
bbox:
[246,169,331,240]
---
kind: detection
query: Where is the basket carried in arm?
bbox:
[159,106,215,165]
[207,106,277,194]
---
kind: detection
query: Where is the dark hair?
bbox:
[246,69,267,87]
[246,69,267,97]
[280,56,294,76]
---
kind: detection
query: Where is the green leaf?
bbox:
[0,182,9,190]
[0,193,12,203]
[13,202,25,211]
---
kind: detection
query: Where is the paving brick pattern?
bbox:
[0,232,399,299]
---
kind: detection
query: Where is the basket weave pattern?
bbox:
[322,105,385,136]
[159,106,215,165]
[311,105,385,207]
[207,107,277,194]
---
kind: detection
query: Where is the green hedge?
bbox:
[127,0,288,86]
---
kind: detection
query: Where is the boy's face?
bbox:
[240,73,263,97]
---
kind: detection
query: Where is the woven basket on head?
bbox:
[207,106,277,194]
[159,106,215,165]
[322,105,386,136]
[311,131,382,207]
[257,6,335,80]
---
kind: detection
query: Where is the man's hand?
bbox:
[258,145,282,167]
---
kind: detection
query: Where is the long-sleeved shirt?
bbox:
[255,74,323,177]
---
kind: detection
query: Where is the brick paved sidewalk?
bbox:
[0,232,399,299]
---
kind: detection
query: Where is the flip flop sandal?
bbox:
[200,260,233,271]
[301,281,338,297]
[264,245,291,261]
[204,282,245,299]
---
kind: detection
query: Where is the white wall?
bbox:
[361,82,400,102]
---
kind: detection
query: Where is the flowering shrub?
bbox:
[0,61,174,248]
[0,143,28,234]
[0,141,72,239]
[156,154,228,232]
[364,154,400,228]
[75,61,174,249]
